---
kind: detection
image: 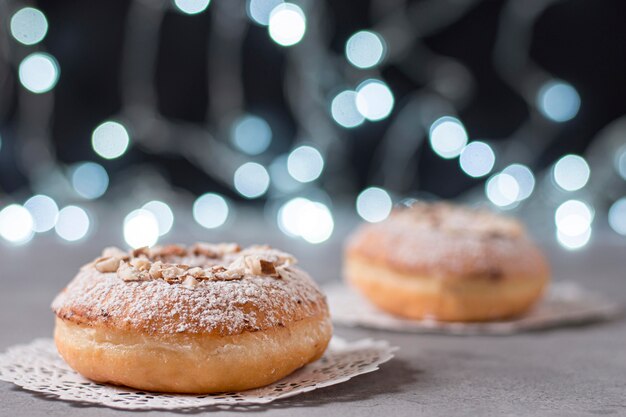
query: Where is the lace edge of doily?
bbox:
[0,337,397,410]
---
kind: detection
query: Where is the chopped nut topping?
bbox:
[162,265,187,280]
[191,244,218,258]
[191,242,241,258]
[240,245,296,266]
[242,255,278,277]
[275,265,290,279]
[260,259,278,277]
[130,258,150,271]
[219,243,242,254]
[117,262,144,282]
[244,256,264,276]
[132,247,151,258]
[149,261,164,279]
[95,242,292,287]
[186,267,205,278]
[214,258,245,280]
[182,276,199,288]
[163,276,182,284]
[94,256,121,273]
[159,244,187,257]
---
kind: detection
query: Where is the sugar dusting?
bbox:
[52,244,327,336]
[347,203,549,279]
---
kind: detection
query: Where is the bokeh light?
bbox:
[0,205,34,244]
[331,90,365,128]
[193,193,229,229]
[278,198,309,237]
[287,145,324,183]
[537,80,581,122]
[18,53,60,94]
[55,206,90,242]
[555,200,594,237]
[142,201,174,236]
[557,227,591,250]
[174,0,211,15]
[459,141,495,177]
[501,164,535,201]
[269,155,302,193]
[268,3,306,47]
[485,173,519,207]
[124,209,159,249]
[429,116,468,159]
[356,187,392,223]
[92,121,130,159]
[297,202,334,244]
[231,115,272,155]
[345,31,385,69]
[234,162,270,198]
[247,0,283,25]
[277,198,334,243]
[10,7,48,46]
[553,154,590,191]
[608,198,626,236]
[24,195,59,233]
[554,200,593,250]
[355,79,394,121]
[71,162,109,200]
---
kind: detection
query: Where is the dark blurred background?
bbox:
[0,0,625,250]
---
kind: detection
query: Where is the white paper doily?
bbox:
[327,282,622,335]
[0,337,396,410]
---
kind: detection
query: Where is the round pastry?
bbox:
[344,202,550,322]
[52,243,332,393]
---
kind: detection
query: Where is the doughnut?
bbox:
[344,202,550,322]
[52,243,332,393]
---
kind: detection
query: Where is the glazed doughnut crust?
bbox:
[344,203,550,322]
[52,244,332,393]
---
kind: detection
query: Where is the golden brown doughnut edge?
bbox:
[344,203,550,322]
[52,243,332,393]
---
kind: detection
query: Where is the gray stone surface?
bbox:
[1,216,625,416]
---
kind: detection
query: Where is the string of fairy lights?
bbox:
[1,0,626,251]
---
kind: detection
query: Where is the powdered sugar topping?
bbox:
[393,202,524,238]
[52,243,327,335]
[90,243,295,285]
[348,202,548,279]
